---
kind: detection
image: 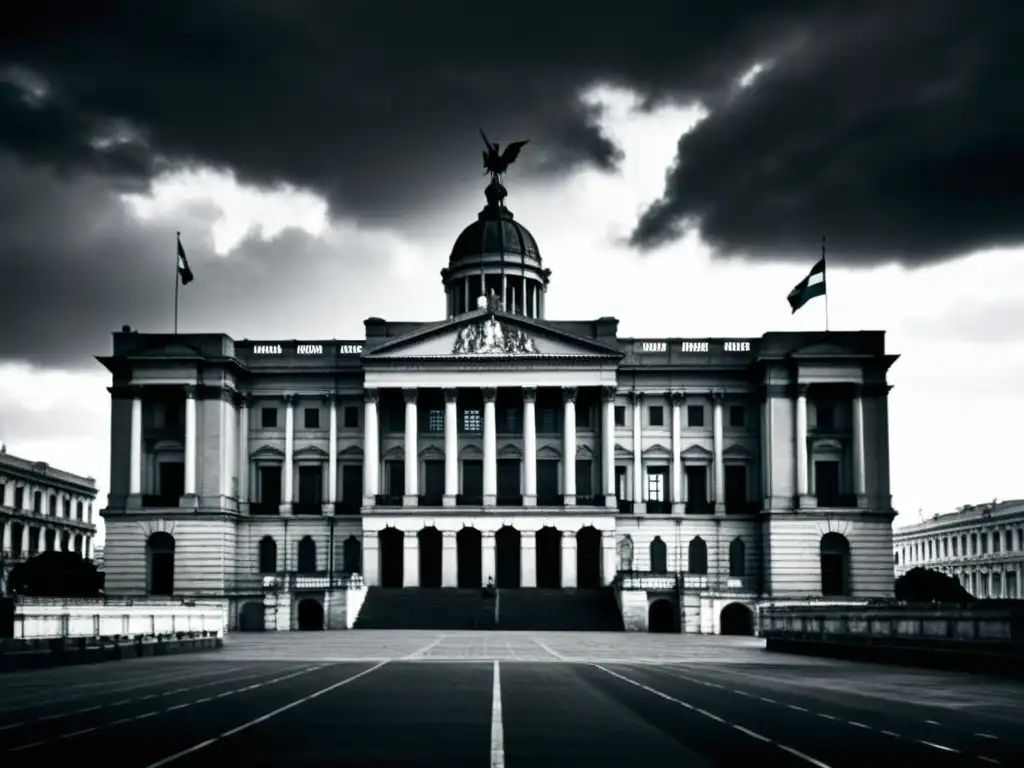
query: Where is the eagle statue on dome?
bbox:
[480,128,529,185]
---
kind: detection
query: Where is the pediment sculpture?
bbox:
[452,314,539,355]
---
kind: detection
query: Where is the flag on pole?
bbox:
[787,256,825,313]
[177,235,194,285]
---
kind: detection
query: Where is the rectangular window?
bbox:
[728,405,745,428]
[344,406,359,428]
[77,500,84,520]
[577,405,591,429]
[15,487,24,509]
[261,407,278,429]
[993,533,1001,553]
[164,404,182,428]
[1006,530,1014,552]
[970,533,977,555]
[462,409,482,432]
[389,406,405,433]
[687,405,704,427]
[49,495,57,515]
[816,404,835,429]
[952,537,958,556]
[427,409,444,433]
[538,407,556,433]
[648,406,664,427]
[980,534,988,555]
[614,405,626,427]
[943,538,949,557]
[303,407,320,429]
[646,470,664,502]
[501,407,521,433]
[63,498,71,517]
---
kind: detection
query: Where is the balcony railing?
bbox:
[262,572,364,591]
[457,494,483,506]
[141,494,180,508]
[496,495,523,507]
[817,494,858,509]
[419,494,444,507]
[574,494,606,507]
[685,501,715,514]
[537,493,561,506]
[334,500,361,515]
[646,500,671,515]
[293,502,322,516]
[375,494,403,507]
[250,502,280,516]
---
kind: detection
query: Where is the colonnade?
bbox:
[1,521,92,559]
[793,384,866,500]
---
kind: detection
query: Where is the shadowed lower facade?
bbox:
[96,183,899,633]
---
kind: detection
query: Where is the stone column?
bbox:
[129,390,142,496]
[184,385,198,497]
[403,528,419,587]
[1,521,11,552]
[463,280,470,315]
[795,384,811,506]
[601,387,616,509]
[670,392,683,513]
[560,530,577,588]
[363,390,380,504]
[20,525,29,556]
[851,384,867,506]
[521,530,537,587]
[326,393,338,512]
[53,529,62,552]
[281,393,295,514]
[601,530,617,585]
[482,388,498,505]
[631,392,644,514]
[362,534,379,587]
[443,389,459,507]
[403,389,419,506]
[562,387,577,506]
[712,391,725,514]
[482,532,496,585]
[522,387,537,506]
[237,394,250,507]
[441,530,458,586]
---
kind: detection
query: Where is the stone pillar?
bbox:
[326,394,338,511]
[601,387,616,508]
[482,532,496,586]
[237,394,250,506]
[522,387,537,506]
[482,388,498,505]
[670,392,683,513]
[363,390,380,504]
[631,392,644,514]
[184,385,198,497]
[403,529,419,587]
[403,389,419,506]
[443,389,459,507]
[712,391,725,514]
[20,525,29,556]
[53,529,62,552]
[851,384,867,506]
[562,387,577,506]
[463,280,470,314]
[501,274,508,309]
[1,521,10,552]
[560,530,577,588]
[521,530,537,587]
[601,530,617,585]
[441,530,458,586]
[281,393,295,514]
[362,534,379,587]
[795,384,811,506]
[129,391,142,496]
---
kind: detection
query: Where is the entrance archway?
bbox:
[576,526,602,588]
[378,528,404,587]
[720,602,754,636]
[495,526,521,588]
[239,601,265,631]
[536,526,561,588]
[297,598,324,630]
[146,532,175,596]
[418,527,442,588]
[648,599,674,633]
[457,527,482,587]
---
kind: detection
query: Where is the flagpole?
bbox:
[822,236,830,332]
[174,231,180,335]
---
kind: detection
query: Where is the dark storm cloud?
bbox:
[631,0,1024,264]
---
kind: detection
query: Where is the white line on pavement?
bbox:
[490,660,505,768]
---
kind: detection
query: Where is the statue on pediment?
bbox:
[486,288,505,313]
[452,315,539,355]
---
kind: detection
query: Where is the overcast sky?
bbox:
[2,1,1022,545]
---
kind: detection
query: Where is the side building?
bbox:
[893,500,1024,598]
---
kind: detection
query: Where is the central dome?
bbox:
[449,203,541,267]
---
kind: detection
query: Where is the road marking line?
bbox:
[592,665,833,768]
[141,662,389,768]
[491,661,505,768]
[760,697,776,704]
[818,713,837,720]
[976,733,998,739]
[0,722,23,731]
[789,705,808,712]
[978,756,1001,765]
[532,638,567,660]
[881,730,900,738]
[403,635,447,659]
[925,719,941,725]
[848,721,870,729]
[917,740,958,753]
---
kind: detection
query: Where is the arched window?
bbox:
[729,537,745,578]
[342,535,362,575]
[146,532,175,596]
[688,537,708,575]
[258,536,277,573]
[820,532,851,596]
[297,535,317,574]
[650,537,667,573]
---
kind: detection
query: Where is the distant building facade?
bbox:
[893,501,1024,599]
[0,447,99,588]
[97,181,899,632]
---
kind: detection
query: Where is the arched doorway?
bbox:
[720,602,754,636]
[146,532,175,596]
[457,527,482,587]
[379,528,404,587]
[342,535,362,575]
[297,536,317,573]
[297,598,324,630]
[729,538,746,578]
[650,537,667,573]
[536,527,561,588]
[258,536,277,573]
[648,599,674,633]
[239,601,265,631]
[576,526,602,588]
[820,532,851,596]
[419,527,442,588]
[495,526,521,588]
[688,536,708,575]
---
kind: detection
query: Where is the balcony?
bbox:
[685,501,715,515]
[817,494,858,509]
[262,572,364,591]
[141,494,180,508]
[293,502,322,516]
[575,495,606,507]
[646,500,671,515]
[250,502,280,516]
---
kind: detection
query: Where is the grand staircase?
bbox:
[353,588,492,630]
[497,588,624,631]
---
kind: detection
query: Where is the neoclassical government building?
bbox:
[99,178,899,633]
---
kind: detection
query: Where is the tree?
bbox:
[895,567,973,603]
[7,551,103,598]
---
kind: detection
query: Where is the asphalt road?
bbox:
[0,632,1021,767]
